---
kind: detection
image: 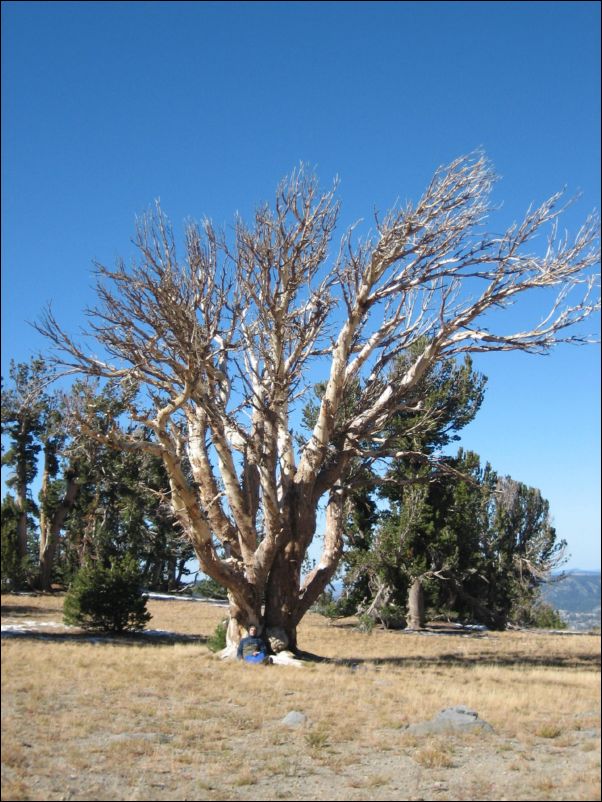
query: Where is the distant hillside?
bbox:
[541,571,601,630]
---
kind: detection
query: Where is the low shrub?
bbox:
[311,590,344,619]
[193,577,228,600]
[514,600,567,630]
[207,619,228,652]
[63,555,151,633]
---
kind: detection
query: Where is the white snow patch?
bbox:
[144,592,228,606]
[1,621,76,632]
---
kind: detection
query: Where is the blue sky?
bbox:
[2,1,600,569]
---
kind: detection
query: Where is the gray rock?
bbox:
[407,705,494,736]
[438,705,479,721]
[281,710,308,727]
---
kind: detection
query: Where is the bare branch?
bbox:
[36,153,600,640]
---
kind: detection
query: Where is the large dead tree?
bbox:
[38,153,600,654]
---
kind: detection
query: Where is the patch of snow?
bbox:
[144,592,228,606]
[454,623,489,631]
[1,620,193,640]
[1,621,76,632]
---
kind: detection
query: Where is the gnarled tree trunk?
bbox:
[38,465,79,591]
[407,576,426,630]
[36,156,600,657]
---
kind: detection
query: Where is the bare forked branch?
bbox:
[35,154,600,643]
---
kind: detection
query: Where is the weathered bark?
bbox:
[294,487,346,625]
[38,465,79,591]
[15,422,29,561]
[35,155,600,655]
[407,576,426,629]
[15,498,29,562]
[264,543,301,651]
[224,594,261,650]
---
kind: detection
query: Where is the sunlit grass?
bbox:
[2,592,600,801]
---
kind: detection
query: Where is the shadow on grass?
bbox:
[294,650,601,671]
[3,632,597,669]
[354,653,599,670]
[1,629,208,646]
[3,632,599,668]
[1,604,64,618]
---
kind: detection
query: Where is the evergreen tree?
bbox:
[328,342,566,629]
[54,381,194,589]
[1,494,36,590]
[63,553,151,632]
[332,349,487,627]
[35,155,599,653]
[57,424,193,590]
[2,364,193,591]
[1,359,49,568]
[36,390,82,590]
[479,477,566,627]
[338,448,566,630]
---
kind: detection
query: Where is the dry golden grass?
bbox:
[2,592,600,801]
[413,739,455,768]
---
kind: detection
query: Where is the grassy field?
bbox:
[2,593,600,801]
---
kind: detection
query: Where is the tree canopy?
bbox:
[35,153,600,652]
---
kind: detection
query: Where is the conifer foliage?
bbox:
[25,154,602,648]
[63,554,151,633]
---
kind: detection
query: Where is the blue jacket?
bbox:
[237,635,267,659]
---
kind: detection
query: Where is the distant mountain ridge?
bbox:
[541,570,601,630]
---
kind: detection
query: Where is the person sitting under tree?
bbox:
[236,625,272,664]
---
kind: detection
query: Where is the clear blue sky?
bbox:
[2,1,600,569]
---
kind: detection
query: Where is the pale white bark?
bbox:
[407,577,426,630]
[37,154,600,644]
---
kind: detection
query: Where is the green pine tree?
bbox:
[63,553,151,633]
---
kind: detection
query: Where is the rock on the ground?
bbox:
[281,711,308,727]
[406,705,494,735]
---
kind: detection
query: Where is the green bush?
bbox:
[63,555,151,633]
[526,602,567,630]
[511,597,567,630]
[356,601,407,633]
[357,612,376,634]
[1,543,33,593]
[193,576,228,600]
[311,590,344,619]
[207,619,228,652]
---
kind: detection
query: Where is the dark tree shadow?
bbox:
[292,649,600,671]
[293,626,601,671]
[1,604,64,618]
[1,629,208,646]
[327,653,601,670]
